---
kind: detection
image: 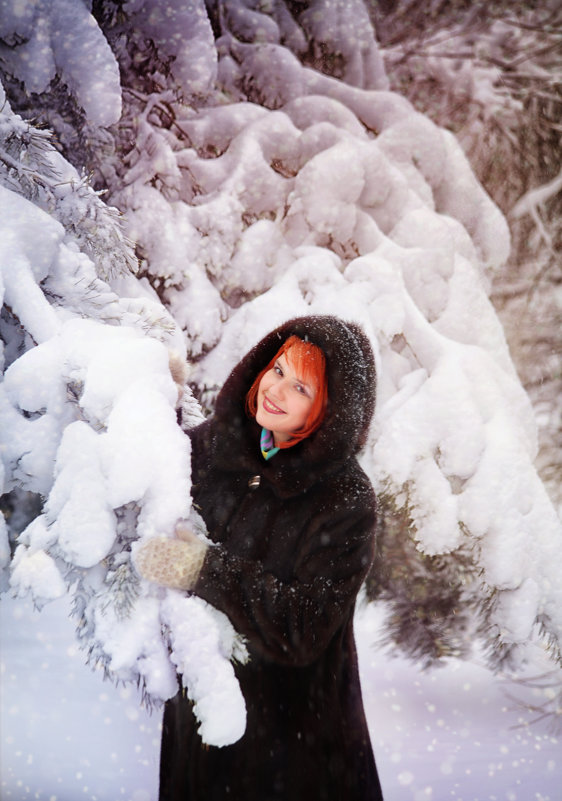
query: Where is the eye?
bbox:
[295,383,312,398]
[274,363,283,376]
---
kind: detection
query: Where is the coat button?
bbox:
[248,475,261,489]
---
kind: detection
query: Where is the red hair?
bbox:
[246,335,328,448]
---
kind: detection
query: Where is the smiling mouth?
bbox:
[263,396,285,415]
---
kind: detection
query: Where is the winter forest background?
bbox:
[1,0,561,798]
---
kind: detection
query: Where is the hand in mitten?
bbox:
[134,530,207,591]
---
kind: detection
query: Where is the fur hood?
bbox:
[210,315,376,496]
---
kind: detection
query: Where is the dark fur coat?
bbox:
[159,316,383,801]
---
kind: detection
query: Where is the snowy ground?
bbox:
[1,593,559,801]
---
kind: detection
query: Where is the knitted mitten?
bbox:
[134,534,207,591]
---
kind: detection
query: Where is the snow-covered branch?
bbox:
[0,89,246,745]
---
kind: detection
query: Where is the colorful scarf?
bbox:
[260,427,280,460]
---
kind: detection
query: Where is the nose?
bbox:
[270,378,288,401]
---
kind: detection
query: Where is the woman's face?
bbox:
[256,351,316,445]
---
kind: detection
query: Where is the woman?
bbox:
[136,315,384,801]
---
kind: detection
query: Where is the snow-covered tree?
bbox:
[0,84,246,746]
[371,0,562,510]
[1,0,561,741]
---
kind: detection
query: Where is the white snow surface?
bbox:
[1,593,560,801]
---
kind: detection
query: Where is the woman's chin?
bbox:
[257,409,280,429]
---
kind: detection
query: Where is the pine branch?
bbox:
[504,672,562,735]
[101,560,141,621]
